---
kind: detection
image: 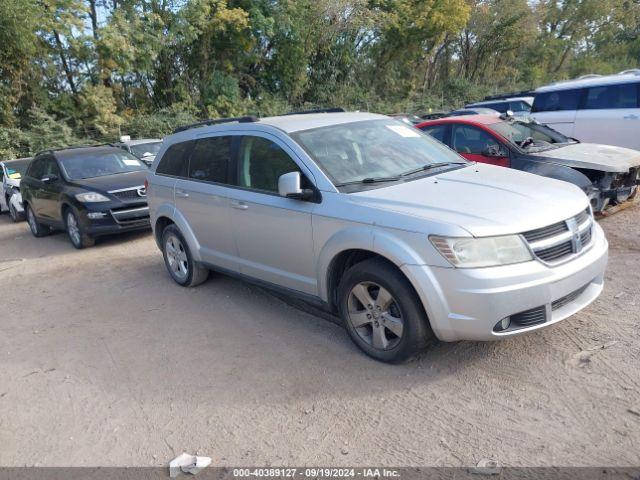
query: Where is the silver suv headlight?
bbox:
[75,192,110,203]
[430,235,533,268]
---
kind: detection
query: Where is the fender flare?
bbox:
[153,203,203,262]
[316,226,428,303]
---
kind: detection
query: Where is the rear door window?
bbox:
[156,141,194,177]
[27,158,45,179]
[421,124,448,143]
[582,83,639,109]
[188,136,233,184]
[532,89,581,112]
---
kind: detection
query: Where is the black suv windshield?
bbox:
[4,159,31,178]
[292,119,466,186]
[490,120,574,151]
[60,150,147,180]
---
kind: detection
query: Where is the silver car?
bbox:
[146,111,608,363]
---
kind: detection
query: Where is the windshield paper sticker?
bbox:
[123,159,142,166]
[386,125,420,138]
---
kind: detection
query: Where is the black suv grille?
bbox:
[109,186,146,201]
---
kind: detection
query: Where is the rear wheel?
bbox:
[65,210,94,249]
[337,258,433,363]
[26,204,50,237]
[161,225,209,287]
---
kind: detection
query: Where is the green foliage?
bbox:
[0,0,637,158]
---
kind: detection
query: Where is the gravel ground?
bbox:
[0,206,638,468]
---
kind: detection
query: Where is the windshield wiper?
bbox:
[399,161,467,177]
[335,176,400,187]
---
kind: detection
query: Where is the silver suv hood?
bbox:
[529,143,640,173]
[351,163,589,237]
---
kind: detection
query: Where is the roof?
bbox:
[1,157,32,165]
[467,96,534,107]
[256,112,386,133]
[416,114,502,129]
[49,146,124,158]
[122,138,162,146]
[536,71,640,92]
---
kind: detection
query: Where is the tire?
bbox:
[161,224,209,287]
[8,202,21,222]
[65,209,95,249]
[26,204,50,238]
[337,258,433,363]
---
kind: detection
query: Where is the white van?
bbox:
[531,71,640,150]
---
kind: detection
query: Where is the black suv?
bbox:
[21,146,151,248]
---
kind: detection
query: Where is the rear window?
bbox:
[532,89,581,112]
[156,141,194,177]
[188,136,232,184]
[581,83,639,109]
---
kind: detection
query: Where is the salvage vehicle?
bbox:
[531,70,640,150]
[115,136,163,166]
[147,110,607,363]
[0,157,31,222]
[21,146,150,248]
[417,114,640,212]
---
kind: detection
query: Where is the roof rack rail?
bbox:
[34,143,115,157]
[576,74,602,80]
[173,116,259,134]
[281,108,345,116]
[619,69,640,75]
[482,90,534,101]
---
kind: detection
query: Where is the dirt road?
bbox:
[0,207,639,467]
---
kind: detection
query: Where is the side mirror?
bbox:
[278,171,315,201]
[42,174,59,183]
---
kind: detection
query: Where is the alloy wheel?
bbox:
[347,281,404,350]
[66,212,81,246]
[27,207,38,234]
[165,234,189,281]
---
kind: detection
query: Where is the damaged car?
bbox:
[0,157,32,222]
[417,114,640,212]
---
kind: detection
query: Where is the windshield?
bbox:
[130,142,162,158]
[60,151,147,180]
[4,159,31,179]
[291,119,466,186]
[489,120,573,151]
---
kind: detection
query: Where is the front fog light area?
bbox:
[494,317,511,332]
[87,212,107,220]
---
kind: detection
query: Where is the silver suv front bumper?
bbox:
[402,221,608,342]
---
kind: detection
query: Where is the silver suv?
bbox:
[147,111,608,363]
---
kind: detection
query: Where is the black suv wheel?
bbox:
[26,204,50,237]
[337,258,433,363]
[65,210,95,249]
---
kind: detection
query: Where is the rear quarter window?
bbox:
[581,83,639,109]
[156,141,194,177]
[532,89,581,112]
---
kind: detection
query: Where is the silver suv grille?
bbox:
[522,208,593,264]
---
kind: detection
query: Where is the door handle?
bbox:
[231,201,249,210]
[623,114,639,120]
[175,189,189,198]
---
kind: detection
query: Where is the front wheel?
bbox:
[337,258,433,363]
[161,225,209,287]
[8,201,21,222]
[26,204,50,237]
[65,210,94,249]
